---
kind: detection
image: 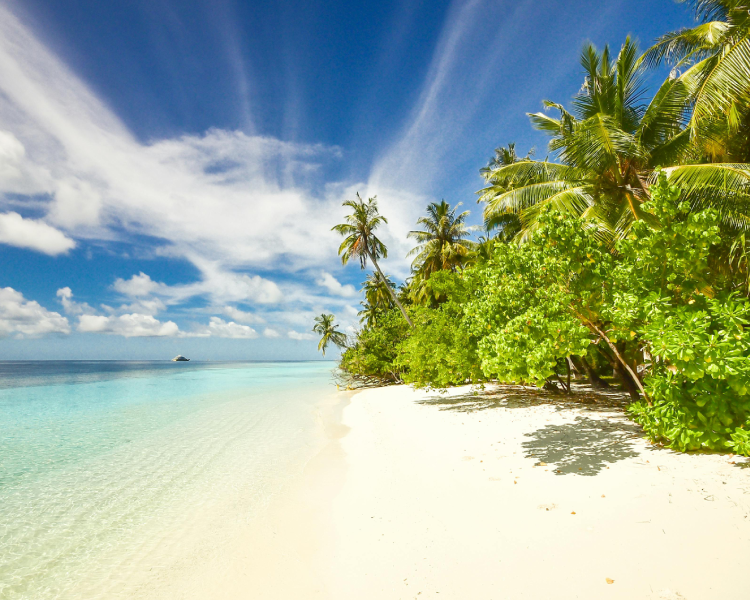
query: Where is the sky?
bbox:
[0,0,693,360]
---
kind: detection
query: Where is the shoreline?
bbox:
[141,382,750,599]
[133,387,353,599]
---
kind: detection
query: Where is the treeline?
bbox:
[316,1,750,456]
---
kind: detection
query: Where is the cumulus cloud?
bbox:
[78,313,179,337]
[263,328,280,338]
[221,306,265,324]
[56,287,96,315]
[198,317,258,339]
[112,272,165,297]
[288,330,314,341]
[316,271,357,297]
[59,283,262,339]
[0,287,70,337]
[112,268,283,307]
[0,211,75,255]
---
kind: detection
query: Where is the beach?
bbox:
[178,382,750,600]
[5,366,750,599]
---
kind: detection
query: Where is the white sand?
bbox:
[325,384,750,600]
[151,383,750,599]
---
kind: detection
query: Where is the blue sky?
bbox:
[0,0,692,359]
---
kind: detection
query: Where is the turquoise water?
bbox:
[0,361,337,599]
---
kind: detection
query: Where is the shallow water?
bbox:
[0,361,336,599]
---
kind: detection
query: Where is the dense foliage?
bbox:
[321,1,750,456]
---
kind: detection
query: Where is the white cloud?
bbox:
[263,328,280,338]
[316,271,357,297]
[113,272,165,297]
[0,4,346,274]
[288,330,314,341]
[0,4,427,337]
[0,211,75,255]
[343,304,359,318]
[78,313,179,337]
[56,287,96,315]
[49,177,102,228]
[221,306,265,324]
[112,267,283,307]
[0,129,51,194]
[189,261,283,304]
[0,286,70,337]
[199,317,258,339]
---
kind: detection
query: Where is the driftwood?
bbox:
[332,368,403,390]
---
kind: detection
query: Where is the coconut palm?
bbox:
[479,37,750,241]
[480,143,534,178]
[357,273,395,328]
[361,273,395,310]
[312,313,348,356]
[332,193,414,327]
[643,0,750,150]
[407,200,477,277]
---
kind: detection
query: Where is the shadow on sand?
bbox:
[417,383,645,476]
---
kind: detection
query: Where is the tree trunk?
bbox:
[367,250,414,328]
[574,355,609,388]
[614,360,641,401]
[574,312,651,405]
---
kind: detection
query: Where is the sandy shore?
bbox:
[324,383,750,600]
[157,383,750,599]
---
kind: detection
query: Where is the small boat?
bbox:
[171,355,190,362]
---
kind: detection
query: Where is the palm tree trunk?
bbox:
[366,249,414,328]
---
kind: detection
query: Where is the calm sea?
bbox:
[0,360,337,599]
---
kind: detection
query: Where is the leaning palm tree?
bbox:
[332,194,414,327]
[479,37,750,241]
[312,313,348,356]
[407,200,477,277]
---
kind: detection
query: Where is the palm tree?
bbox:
[480,142,534,177]
[641,0,750,230]
[332,194,414,327]
[357,273,395,328]
[479,37,750,241]
[312,313,348,356]
[407,200,477,277]
[643,0,750,152]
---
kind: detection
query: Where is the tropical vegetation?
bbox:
[315,0,750,456]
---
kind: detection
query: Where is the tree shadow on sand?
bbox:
[416,383,631,414]
[522,416,642,475]
[417,383,645,476]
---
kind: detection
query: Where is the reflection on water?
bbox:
[0,361,335,599]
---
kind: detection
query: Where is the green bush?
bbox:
[611,175,750,453]
[339,309,409,382]
[398,271,483,388]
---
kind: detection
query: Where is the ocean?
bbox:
[0,360,338,599]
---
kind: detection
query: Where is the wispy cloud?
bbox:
[0,2,346,276]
